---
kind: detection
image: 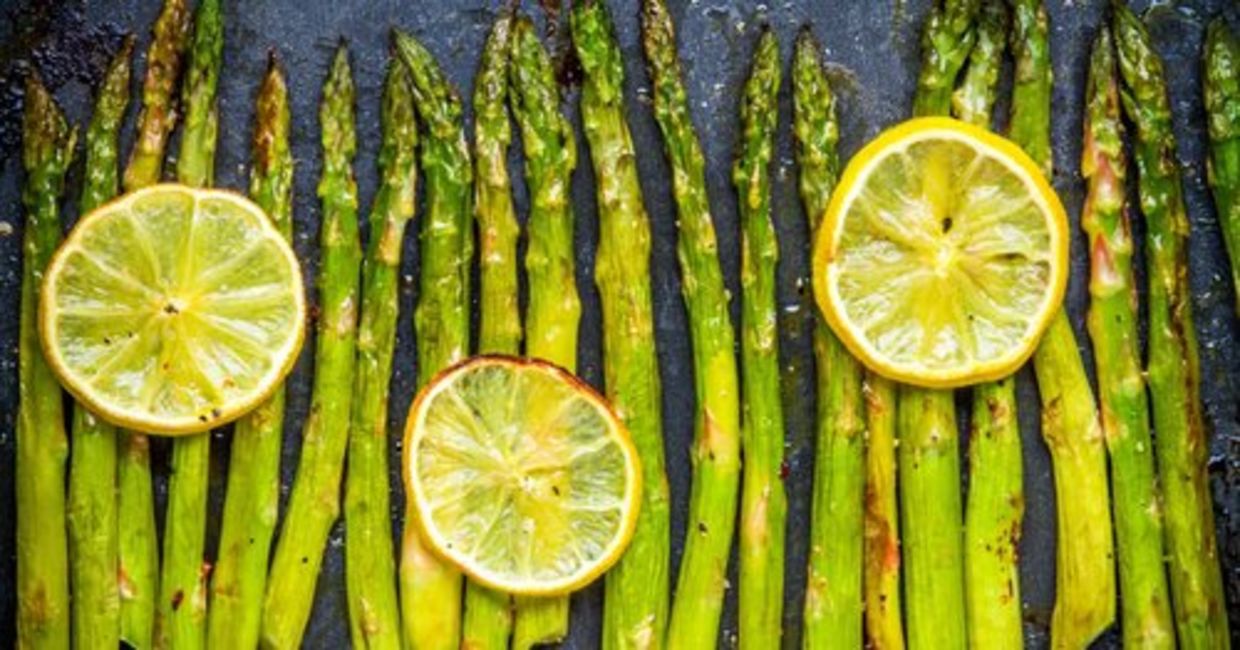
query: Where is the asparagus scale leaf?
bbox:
[69,35,133,650]
[261,44,361,650]
[570,2,672,647]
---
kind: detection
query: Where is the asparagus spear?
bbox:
[895,3,979,645]
[1114,6,1230,645]
[474,10,522,359]
[951,0,1007,127]
[1082,27,1173,648]
[16,72,76,650]
[964,377,1024,647]
[950,8,1025,645]
[206,54,294,650]
[913,0,980,117]
[157,1,223,647]
[123,0,191,191]
[509,16,584,647]
[861,376,902,649]
[344,56,417,650]
[1205,20,1240,312]
[461,14,520,648]
[1008,3,1117,646]
[641,0,742,644]
[119,3,191,645]
[791,29,872,650]
[118,428,159,650]
[570,3,671,647]
[260,44,361,650]
[1008,0,1053,177]
[733,28,787,650]
[68,36,133,650]
[897,387,965,649]
[394,29,474,649]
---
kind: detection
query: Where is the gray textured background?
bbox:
[1,0,1238,647]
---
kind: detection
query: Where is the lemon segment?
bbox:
[404,356,641,596]
[40,184,306,434]
[813,117,1068,388]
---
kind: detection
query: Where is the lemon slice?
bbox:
[40,183,306,435]
[813,117,1068,388]
[404,356,641,596]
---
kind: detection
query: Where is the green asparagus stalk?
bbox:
[950,8,1025,645]
[895,3,979,646]
[861,375,902,649]
[570,3,671,647]
[733,28,787,650]
[1081,27,1172,648]
[1008,3,1117,646]
[1205,20,1240,313]
[157,2,223,647]
[119,3,192,646]
[791,30,871,650]
[1114,6,1230,645]
[344,56,417,650]
[1031,316,1119,649]
[641,0,742,644]
[913,0,980,117]
[118,429,159,650]
[16,72,76,650]
[394,29,474,650]
[461,14,520,649]
[509,16,584,647]
[68,36,132,650]
[206,55,294,650]
[474,10,522,359]
[260,43,361,650]
[951,0,1006,127]
[897,387,966,649]
[1008,0,1053,177]
[964,377,1024,647]
[123,0,191,191]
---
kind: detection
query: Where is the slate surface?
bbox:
[0,0,1238,647]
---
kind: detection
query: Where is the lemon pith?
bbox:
[40,184,306,435]
[404,356,641,596]
[813,118,1069,388]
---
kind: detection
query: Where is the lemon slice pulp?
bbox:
[813,117,1068,388]
[40,183,306,434]
[404,356,641,596]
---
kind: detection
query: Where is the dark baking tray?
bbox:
[1,0,1238,647]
